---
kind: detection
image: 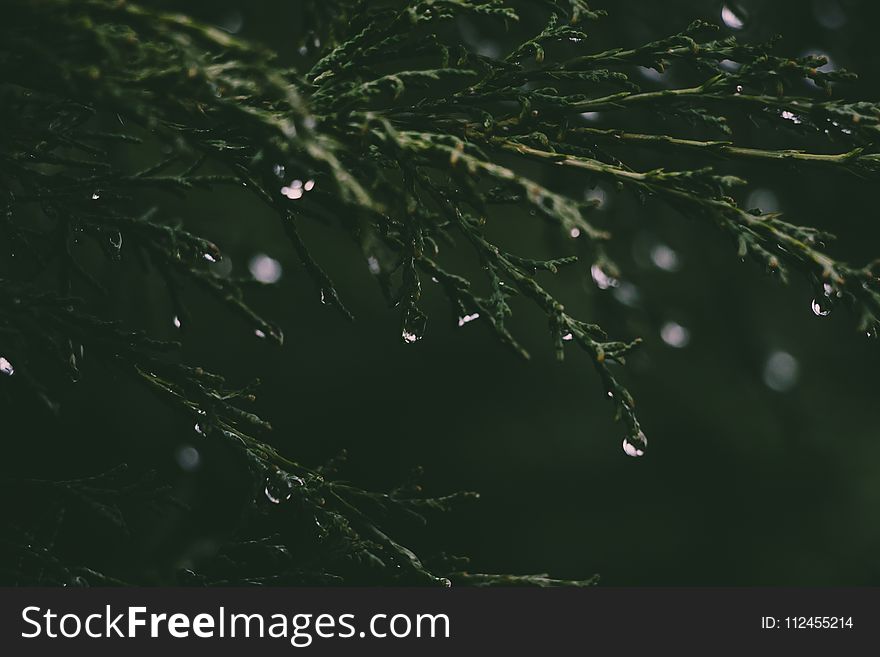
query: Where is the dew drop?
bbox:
[304,179,316,192]
[248,254,282,284]
[437,577,452,588]
[811,298,831,317]
[811,282,838,317]
[203,252,218,263]
[367,256,381,275]
[562,332,573,341]
[763,350,799,392]
[173,315,182,329]
[91,191,101,201]
[622,431,647,457]
[264,473,305,505]
[660,321,690,348]
[458,313,480,327]
[175,445,201,471]
[194,422,206,436]
[721,4,746,30]
[402,309,427,344]
[402,329,421,344]
[569,227,581,239]
[649,243,680,272]
[590,264,619,290]
[254,329,267,339]
[0,356,14,376]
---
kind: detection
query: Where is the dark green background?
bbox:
[8,0,880,585]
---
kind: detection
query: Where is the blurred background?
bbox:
[5,0,880,585]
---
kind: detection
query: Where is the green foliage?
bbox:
[1,0,879,584]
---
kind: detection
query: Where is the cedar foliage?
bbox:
[1,0,878,585]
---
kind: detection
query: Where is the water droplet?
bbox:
[0,356,14,376]
[254,329,267,339]
[721,4,746,30]
[569,227,581,238]
[402,308,427,344]
[612,281,640,308]
[173,315,182,329]
[319,288,328,305]
[763,351,799,392]
[660,321,690,348]
[458,313,480,327]
[108,231,122,251]
[585,187,607,208]
[217,9,243,34]
[811,298,831,317]
[248,254,282,284]
[746,189,781,213]
[367,256,381,275]
[735,84,743,94]
[590,264,619,290]
[562,332,574,341]
[175,445,201,471]
[91,191,101,200]
[281,185,304,200]
[437,577,452,588]
[781,110,803,125]
[194,422,207,436]
[811,282,839,317]
[272,164,286,179]
[304,179,316,192]
[203,252,218,263]
[264,473,305,504]
[622,431,647,457]
[649,244,680,272]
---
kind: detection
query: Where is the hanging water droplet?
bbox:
[367,256,381,275]
[264,472,305,504]
[248,254,282,284]
[254,329,267,339]
[194,422,206,436]
[402,308,426,344]
[203,252,218,263]
[0,356,14,376]
[173,315,182,329]
[811,282,838,317]
[91,191,101,201]
[721,4,746,29]
[622,431,647,457]
[763,350,799,392]
[562,332,573,341]
[175,445,201,471]
[272,163,286,179]
[590,264,619,290]
[735,84,743,94]
[811,298,831,317]
[649,243,680,272]
[304,179,316,192]
[437,577,452,588]
[319,288,328,304]
[660,321,690,348]
[458,313,480,327]
[569,227,581,238]
[108,231,123,252]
